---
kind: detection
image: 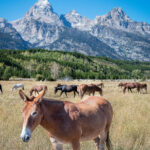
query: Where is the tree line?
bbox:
[0,49,150,81]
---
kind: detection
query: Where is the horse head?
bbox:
[19,89,46,142]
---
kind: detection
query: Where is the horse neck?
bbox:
[40,99,64,132]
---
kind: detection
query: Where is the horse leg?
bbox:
[93,91,95,96]
[50,137,63,150]
[128,88,131,93]
[82,91,86,98]
[137,87,140,94]
[123,87,126,94]
[71,140,80,150]
[99,131,111,150]
[46,131,63,150]
[74,91,76,97]
[89,92,91,96]
[76,90,79,95]
[93,137,100,150]
[65,92,68,97]
[60,91,63,96]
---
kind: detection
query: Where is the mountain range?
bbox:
[0,0,150,61]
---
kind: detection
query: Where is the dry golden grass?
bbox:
[0,80,150,150]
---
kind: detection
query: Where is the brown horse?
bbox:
[78,84,103,98]
[118,82,127,88]
[19,89,113,150]
[94,83,104,88]
[137,83,147,93]
[30,85,47,96]
[123,83,140,93]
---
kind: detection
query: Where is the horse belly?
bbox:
[80,128,102,141]
[80,116,107,141]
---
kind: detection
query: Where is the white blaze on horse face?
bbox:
[20,126,31,142]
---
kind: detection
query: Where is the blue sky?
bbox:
[0,0,150,24]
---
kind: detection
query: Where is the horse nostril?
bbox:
[25,135,30,141]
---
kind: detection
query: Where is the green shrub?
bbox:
[36,74,44,81]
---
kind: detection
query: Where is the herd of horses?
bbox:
[0,81,148,150]
[118,82,147,94]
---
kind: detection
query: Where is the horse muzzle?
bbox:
[20,127,31,142]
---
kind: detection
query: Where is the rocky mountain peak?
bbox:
[94,7,132,29]
[107,7,131,21]
[64,10,93,30]
[25,0,53,18]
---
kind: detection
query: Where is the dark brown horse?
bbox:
[94,83,104,88]
[54,84,79,97]
[137,83,147,93]
[0,84,2,93]
[19,89,113,150]
[78,84,103,98]
[30,85,47,96]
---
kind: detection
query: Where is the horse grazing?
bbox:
[123,83,139,94]
[30,85,48,96]
[54,84,79,97]
[0,84,3,93]
[94,83,104,88]
[118,82,127,88]
[78,84,103,98]
[137,83,147,93]
[19,89,113,150]
[12,84,24,91]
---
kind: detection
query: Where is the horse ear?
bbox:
[34,89,46,104]
[19,90,33,102]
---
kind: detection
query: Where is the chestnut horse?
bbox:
[0,84,2,93]
[123,83,140,93]
[19,89,113,150]
[30,85,47,96]
[78,84,103,98]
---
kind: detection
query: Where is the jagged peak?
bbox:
[25,0,54,17]
[67,10,81,16]
[37,0,49,5]
[107,7,131,20]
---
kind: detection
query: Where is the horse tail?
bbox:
[106,131,112,150]
[0,85,2,93]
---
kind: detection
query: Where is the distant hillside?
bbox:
[0,49,150,80]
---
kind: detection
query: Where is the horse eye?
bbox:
[31,112,37,117]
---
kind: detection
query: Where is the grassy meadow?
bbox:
[0,80,150,150]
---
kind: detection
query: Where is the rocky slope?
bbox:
[0,18,30,49]
[1,0,150,61]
